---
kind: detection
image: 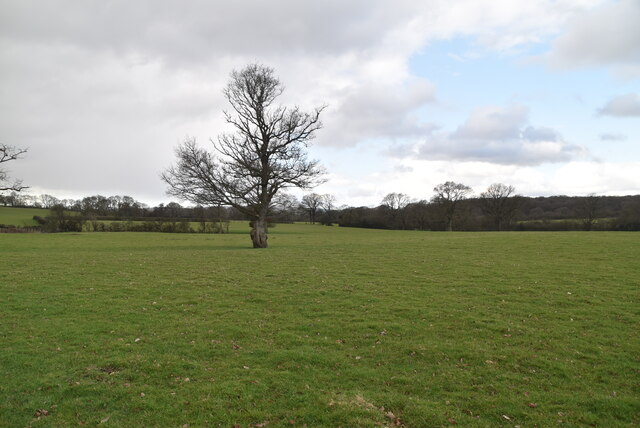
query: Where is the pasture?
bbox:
[0,206,49,227]
[1,224,638,427]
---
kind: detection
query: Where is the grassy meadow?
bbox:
[1,223,639,427]
[0,206,49,226]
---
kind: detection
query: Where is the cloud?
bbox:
[318,78,436,146]
[597,93,640,117]
[0,0,628,203]
[599,133,627,141]
[452,104,528,140]
[402,105,587,166]
[544,0,640,77]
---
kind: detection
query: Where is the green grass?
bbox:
[1,226,639,427]
[0,206,49,226]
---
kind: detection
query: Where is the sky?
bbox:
[1,0,639,207]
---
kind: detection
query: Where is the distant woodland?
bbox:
[2,191,639,232]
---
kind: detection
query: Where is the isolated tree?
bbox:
[162,64,325,247]
[580,193,601,231]
[0,144,28,193]
[480,183,521,231]
[432,181,472,231]
[301,193,323,224]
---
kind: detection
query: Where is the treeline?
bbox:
[336,185,640,231]
[338,194,640,231]
[4,185,640,233]
[32,205,229,234]
[1,193,234,233]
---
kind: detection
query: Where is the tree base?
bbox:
[250,224,268,248]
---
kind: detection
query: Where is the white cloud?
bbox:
[544,0,640,77]
[453,105,528,140]
[598,93,640,117]
[404,105,587,165]
[317,157,640,207]
[319,78,436,147]
[0,0,631,203]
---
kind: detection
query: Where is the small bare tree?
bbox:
[301,193,323,224]
[480,183,521,231]
[381,192,411,211]
[321,194,337,225]
[432,181,472,231]
[1,144,28,193]
[381,192,411,229]
[580,193,600,231]
[162,64,325,248]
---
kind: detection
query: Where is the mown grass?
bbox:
[1,225,638,427]
[0,206,49,226]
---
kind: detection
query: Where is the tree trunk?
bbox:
[250,218,268,248]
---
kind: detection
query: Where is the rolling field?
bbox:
[1,225,639,427]
[0,206,49,226]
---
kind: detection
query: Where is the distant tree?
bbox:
[404,200,432,230]
[580,193,601,231]
[162,64,325,248]
[301,193,323,224]
[432,181,472,231]
[381,192,411,211]
[4,191,26,207]
[272,193,299,223]
[615,196,640,231]
[381,192,411,229]
[40,194,60,209]
[165,202,183,218]
[320,194,337,225]
[479,183,521,231]
[44,204,85,232]
[0,144,28,193]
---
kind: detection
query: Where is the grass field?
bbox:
[0,206,49,226]
[1,225,639,427]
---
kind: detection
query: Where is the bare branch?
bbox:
[0,144,28,192]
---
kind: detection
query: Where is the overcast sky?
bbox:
[1,0,639,207]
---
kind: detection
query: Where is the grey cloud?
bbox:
[599,133,627,141]
[522,126,561,142]
[452,105,528,140]
[545,0,640,76]
[0,0,418,66]
[598,93,640,117]
[409,105,587,166]
[0,0,438,199]
[319,78,437,146]
[0,0,620,201]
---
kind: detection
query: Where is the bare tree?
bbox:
[162,64,325,247]
[381,192,411,229]
[381,192,411,211]
[479,183,521,231]
[1,144,28,193]
[432,181,472,231]
[321,194,337,225]
[272,192,299,223]
[580,193,601,231]
[301,193,323,224]
[39,194,60,209]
